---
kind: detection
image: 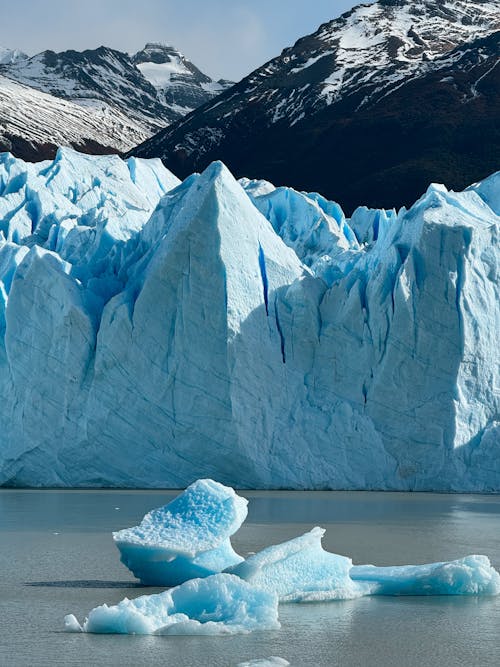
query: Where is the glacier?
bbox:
[113,479,247,586]
[0,148,498,490]
[64,573,280,635]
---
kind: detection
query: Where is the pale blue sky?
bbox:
[0,0,371,80]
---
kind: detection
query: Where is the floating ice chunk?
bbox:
[229,527,371,602]
[113,479,248,586]
[64,573,279,636]
[237,658,290,667]
[350,555,500,596]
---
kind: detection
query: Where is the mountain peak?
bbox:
[133,43,184,65]
[0,47,28,65]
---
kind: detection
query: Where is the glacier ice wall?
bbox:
[0,149,498,490]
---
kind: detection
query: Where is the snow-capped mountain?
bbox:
[0,75,151,161]
[0,47,28,65]
[132,0,500,212]
[132,43,233,113]
[0,149,498,490]
[0,44,233,159]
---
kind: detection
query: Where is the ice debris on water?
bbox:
[229,527,372,602]
[113,479,248,586]
[64,573,279,635]
[236,659,290,667]
[65,480,500,637]
[350,556,500,596]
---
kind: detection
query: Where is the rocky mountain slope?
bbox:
[132,0,500,213]
[0,149,498,490]
[0,43,232,159]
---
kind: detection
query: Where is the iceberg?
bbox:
[64,573,280,635]
[230,527,371,602]
[350,556,500,596]
[113,479,248,586]
[0,147,499,491]
[237,659,290,667]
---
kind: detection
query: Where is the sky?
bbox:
[0,0,369,81]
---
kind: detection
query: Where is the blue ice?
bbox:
[64,573,279,635]
[113,479,248,586]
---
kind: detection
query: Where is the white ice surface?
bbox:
[230,527,371,602]
[64,573,280,635]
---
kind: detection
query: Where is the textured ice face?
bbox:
[113,479,248,586]
[229,527,372,602]
[64,573,280,636]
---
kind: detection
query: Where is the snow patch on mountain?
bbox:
[0,75,149,154]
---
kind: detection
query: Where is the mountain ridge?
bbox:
[130,0,500,213]
[0,42,233,160]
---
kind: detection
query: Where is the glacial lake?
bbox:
[1,490,500,667]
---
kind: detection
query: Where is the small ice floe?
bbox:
[229,527,372,602]
[237,658,290,667]
[350,556,500,596]
[64,573,279,636]
[113,479,248,586]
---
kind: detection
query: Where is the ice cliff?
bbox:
[0,149,498,490]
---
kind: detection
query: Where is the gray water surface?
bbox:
[1,490,499,666]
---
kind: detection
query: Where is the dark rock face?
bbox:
[130,0,499,213]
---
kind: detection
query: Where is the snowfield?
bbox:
[0,149,498,490]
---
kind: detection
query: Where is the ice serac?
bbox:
[64,573,280,635]
[113,479,248,586]
[229,527,371,602]
[351,556,500,596]
[244,183,360,285]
